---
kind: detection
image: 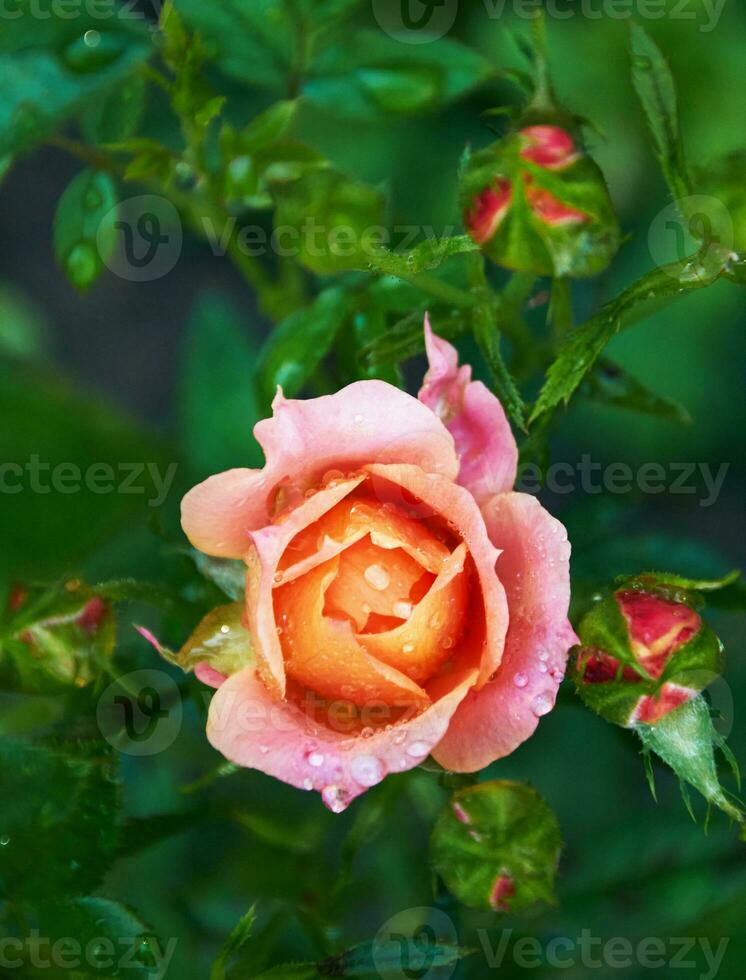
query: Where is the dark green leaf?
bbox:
[430,781,562,912]
[0,738,121,901]
[0,8,150,156]
[255,286,353,405]
[80,71,147,144]
[629,24,691,202]
[584,358,691,424]
[529,253,728,423]
[305,32,492,119]
[53,169,118,291]
[320,938,472,978]
[211,905,257,980]
[178,290,264,475]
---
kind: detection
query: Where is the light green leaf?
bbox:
[629,24,691,202]
[255,286,353,405]
[53,169,118,291]
[365,235,478,277]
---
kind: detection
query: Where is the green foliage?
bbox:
[211,905,256,980]
[53,169,118,291]
[630,24,692,203]
[0,738,121,901]
[583,358,692,424]
[430,781,562,912]
[152,602,253,678]
[178,291,264,475]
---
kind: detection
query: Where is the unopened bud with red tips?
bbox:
[1,580,115,691]
[460,122,620,278]
[571,578,724,728]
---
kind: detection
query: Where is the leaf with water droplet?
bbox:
[53,168,117,291]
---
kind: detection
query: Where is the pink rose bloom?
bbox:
[181,317,576,812]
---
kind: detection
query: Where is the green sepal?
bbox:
[150,602,253,678]
[430,781,562,913]
[636,695,745,831]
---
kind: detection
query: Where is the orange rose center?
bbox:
[272,486,472,715]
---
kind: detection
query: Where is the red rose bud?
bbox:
[1,581,115,691]
[430,781,561,913]
[460,124,620,278]
[571,586,723,728]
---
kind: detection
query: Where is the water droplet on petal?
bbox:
[303,777,313,791]
[406,741,429,758]
[364,564,390,591]
[513,672,528,688]
[393,601,413,620]
[393,729,407,745]
[360,726,375,739]
[402,642,415,654]
[350,754,385,787]
[307,751,325,767]
[321,784,349,813]
[354,414,365,424]
[531,693,553,716]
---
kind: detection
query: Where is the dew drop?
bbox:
[350,754,385,787]
[393,729,407,745]
[393,601,413,620]
[364,564,390,591]
[307,751,325,767]
[0,836,10,846]
[401,642,415,654]
[406,741,429,758]
[354,414,365,424]
[360,726,375,739]
[303,777,313,791]
[513,672,528,688]
[321,784,349,813]
[531,693,553,716]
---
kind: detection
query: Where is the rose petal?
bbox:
[181,380,458,558]
[364,462,508,687]
[245,476,366,697]
[274,556,430,709]
[206,663,478,810]
[357,543,470,684]
[419,317,518,503]
[432,492,575,772]
[195,662,228,688]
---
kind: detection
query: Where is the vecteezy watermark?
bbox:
[478,928,730,979]
[97,669,183,756]
[517,456,729,508]
[0,457,178,507]
[648,195,736,274]
[373,907,459,980]
[100,195,182,282]
[0,930,177,980]
[373,0,728,40]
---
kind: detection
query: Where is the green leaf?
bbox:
[365,235,478,277]
[0,9,150,156]
[0,738,121,901]
[53,169,118,291]
[80,71,147,144]
[360,308,466,369]
[33,897,164,980]
[529,253,728,423]
[629,24,691,202]
[255,286,353,405]
[191,551,247,601]
[272,169,386,275]
[430,781,562,912]
[319,938,472,978]
[211,905,257,980]
[636,696,745,830]
[178,290,264,475]
[583,358,691,424]
[0,284,48,361]
[305,31,492,118]
[472,303,527,431]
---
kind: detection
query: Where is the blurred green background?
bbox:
[0,1,745,978]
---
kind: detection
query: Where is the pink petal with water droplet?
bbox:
[181,381,458,558]
[432,492,575,771]
[205,664,478,810]
[419,317,518,504]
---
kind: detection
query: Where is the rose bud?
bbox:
[460,123,620,278]
[177,315,576,812]
[571,583,724,728]
[2,581,114,691]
